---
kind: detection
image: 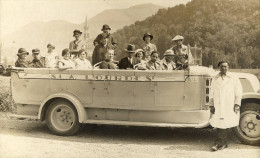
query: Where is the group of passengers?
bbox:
[15,24,194,70]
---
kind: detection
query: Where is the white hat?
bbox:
[172,35,184,41]
[164,49,174,56]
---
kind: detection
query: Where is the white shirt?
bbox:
[44,51,58,68]
[75,58,92,70]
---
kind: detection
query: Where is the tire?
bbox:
[46,99,81,136]
[233,102,260,145]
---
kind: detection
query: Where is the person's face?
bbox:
[145,36,151,43]
[219,63,229,74]
[175,40,183,46]
[128,52,135,58]
[100,38,107,45]
[144,51,151,57]
[74,33,81,40]
[103,28,110,34]
[79,51,86,60]
[105,50,114,61]
[47,46,53,52]
[136,52,143,59]
[165,55,174,62]
[151,53,159,62]
[63,52,71,60]
[32,53,40,60]
[19,54,26,60]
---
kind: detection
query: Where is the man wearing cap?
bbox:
[93,24,117,49]
[160,49,176,70]
[171,35,194,69]
[45,43,58,68]
[146,51,163,70]
[142,32,157,56]
[15,48,30,67]
[69,29,86,57]
[92,34,110,65]
[30,49,45,68]
[118,44,136,69]
[209,60,242,151]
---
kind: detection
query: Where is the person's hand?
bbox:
[234,104,240,114]
[210,106,215,114]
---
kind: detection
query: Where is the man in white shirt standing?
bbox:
[209,60,243,151]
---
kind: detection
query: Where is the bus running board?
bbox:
[82,119,209,128]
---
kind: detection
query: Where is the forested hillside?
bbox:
[112,0,260,68]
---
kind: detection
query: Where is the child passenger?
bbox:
[58,48,75,70]
[45,43,58,68]
[74,49,92,70]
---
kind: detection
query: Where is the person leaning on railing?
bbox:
[58,48,75,70]
[98,49,118,69]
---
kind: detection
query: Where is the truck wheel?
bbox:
[46,99,80,136]
[233,103,260,145]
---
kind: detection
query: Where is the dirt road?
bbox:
[0,112,259,158]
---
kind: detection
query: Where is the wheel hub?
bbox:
[240,112,260,138]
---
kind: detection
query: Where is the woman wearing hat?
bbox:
[142,32,157,58]
[69,29,86,58]
[93,24,117,49]
[118,44,136,69]
[45,43,58,68]
[160,49,176,70]
[74,49,92,70]
[58,48,75,70]
[15,48,30,67]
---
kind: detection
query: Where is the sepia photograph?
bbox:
[0,0,259,157]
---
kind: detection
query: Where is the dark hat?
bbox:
[143,32,153,41]
[73,29,82,35]
[47,43,55,49]
[101,24,111,31]
[32,48,40,54]
[17,48,29,56]
[124,44,136,53]
[217,60,229,67]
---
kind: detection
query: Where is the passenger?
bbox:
[30,49,45,68]
[160,49,176,70]
[99,49,118,69]
[142,48,151,62]
[170,35,194,69]
[146,51,163,70]
[69,29,85,58]
[45,43,58,68]
[118,44,136,69]
[92,34,110,65]
[74,49,92,70]
[142,32,157,60]
[133,49,146,65]
[15,48,30,67]
[58,48,75,70]
[93,24,117,49]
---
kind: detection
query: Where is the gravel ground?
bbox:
[0,112,259,158]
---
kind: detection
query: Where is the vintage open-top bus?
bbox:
[10,66,260,145]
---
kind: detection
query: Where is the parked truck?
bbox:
[11,66,260,145]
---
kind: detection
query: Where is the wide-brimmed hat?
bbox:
[73,29,82,35]
[32,48,40,54]
[172,35,184,41]
[47,43,55,49]
[101,24,111,31]
[164,49,175,56]
[17,48,29,56]
[124,44,135,53]
[143,32,153,41]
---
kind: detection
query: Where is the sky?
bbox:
[0,0,191,38]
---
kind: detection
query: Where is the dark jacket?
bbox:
[99,60,118,69]
[92,44,110,65]
[30,57,45,68]
[118,57,134,69]
[15,58,29,68]
[93,33,117,48]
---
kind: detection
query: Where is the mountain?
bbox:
[1,3,163,65]
[112,0,260,68]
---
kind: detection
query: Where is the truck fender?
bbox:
[242,92,260,100]
[38,92,87,123]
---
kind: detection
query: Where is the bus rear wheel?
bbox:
[233,103,260,145]
[46,99,80,136]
